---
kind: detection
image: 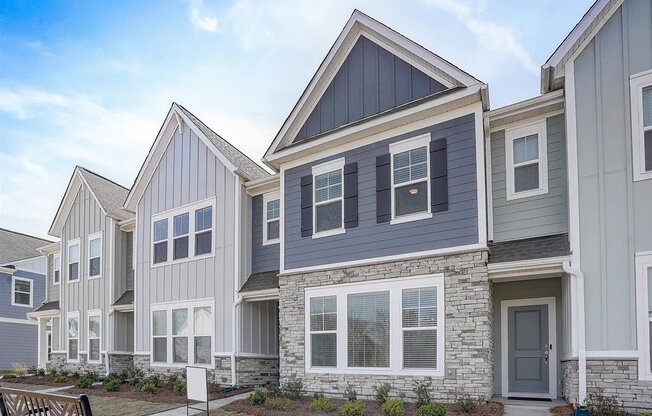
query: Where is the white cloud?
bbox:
[0,87,69,119]
[184,0,219,33]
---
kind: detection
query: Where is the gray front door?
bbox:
[508,304,549,395]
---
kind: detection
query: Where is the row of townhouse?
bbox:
[24,0,652,410]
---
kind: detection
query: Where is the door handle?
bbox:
[544,344,549,365]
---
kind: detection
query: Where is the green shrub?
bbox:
[54,375,67,383]
[584,390,625,416]
[345,386,358,402]
[138,379,157,394]
[373,383,391,405]
[172,381,186,396]
[281,377,303,400]
[382,399,405,416]
[71,371,80,378]
[2,374,16,379]
[59,370,69,377]
[413,380,432,408]
[415,403,447,416]
[265,396,292,410]
[103,377,120,392]
[311,397,334,412]
[36,368,46,376]
[339,400,365,416]
[46,369,57,378]
[74,376,93,389]
[247,388,268,406]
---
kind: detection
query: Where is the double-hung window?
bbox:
[630,70,652,181]
[173,213,189,260]
[309,296,337,367]
[636,253,652,380]
[402,287,438,369]
[263,192,280,245]
[312,158,344,237]
[88,232,102,279]
[11,276,32,307]
[68,239,80,282]
[195,206,212,255]
[88,311,102,362]
[153,219,168,264]
[505,121,548,200]
[152,310,167,363]
[390,134,431,224]
[67,312,79,362]
[53,254,61,285]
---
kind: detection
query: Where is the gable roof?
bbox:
[263,9,484,167]
[124,103,269,211]
[0,228,53,264]
[541,0,622,92]
[49,166,133,236]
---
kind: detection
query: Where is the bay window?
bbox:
[88,232,102,278]
[88,311,102,362]
[390,134,431,223]
[68,239,80,282]
[312,158,344,237]
[505,121,548,200]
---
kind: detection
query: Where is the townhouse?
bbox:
[28,0,652,411]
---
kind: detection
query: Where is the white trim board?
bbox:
[0,317,38,325]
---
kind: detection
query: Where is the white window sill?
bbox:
[390,211,433,225]
[506,187,548,201]
[262,239,280,246]
[53,282,60,286]
[68,279,80,283]
[11,303,32,308]
[305,366,444,377]
[633,170,652,182]
[88,275,101,280]
[150,361,213,369]
[312,228,346,239]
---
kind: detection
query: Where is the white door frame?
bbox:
[501,297,557,399]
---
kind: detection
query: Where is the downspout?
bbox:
[562,261,587,404]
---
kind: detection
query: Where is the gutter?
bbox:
[562,261,587,404]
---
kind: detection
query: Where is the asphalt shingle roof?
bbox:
[0,228,53,264]
[34,301,59,313]
[488,233,571,263]
[177,105,270,181]
[239,271,279,293]
[78,167,133,221]
[113,290,134,306]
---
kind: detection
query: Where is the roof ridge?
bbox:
[0,228,54,243]
[77,165,130,191]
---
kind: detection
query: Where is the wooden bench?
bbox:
[0,386,92,416]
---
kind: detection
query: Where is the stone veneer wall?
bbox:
[279,250,492,401]
[108,353,134,374]
[48,352,105,375]
[133,354,232,384]
[561,359,652,412]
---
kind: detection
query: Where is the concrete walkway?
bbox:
[495,397,566,416]
[149,392,249,416]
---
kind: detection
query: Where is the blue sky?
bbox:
[0,0,593,239]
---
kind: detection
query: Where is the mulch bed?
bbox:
[551,405,574,416]
[65,382,251,405]
[1,375,83,387]
[223,397,504,416]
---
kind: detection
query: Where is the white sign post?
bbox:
[186,366,209,415]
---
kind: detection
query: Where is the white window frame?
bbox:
[389,134,433,225]
[630,70,652,182]
[262,191,280,245]
[46,319,52,362]
[172,212,190,260]
[312,158,345,239]
[67,311,80,363]
[87,231,103,280]
[635,252,652,381]
[11,276,33,308]
[67,238,81,283]
[308,295,338,368]
[304,274,445,377]
[53,253,61,285]
[149,298,215,368]
[505,120,549,201]
[150,197,216,267]
[87,309,102,363]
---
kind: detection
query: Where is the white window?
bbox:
[636,252,652,380]
[11,276,33,307]
[312,158,345,238]
[88,232,102,279]
[304,274,445,376]
[151,198,215,266]
[505,121,548,200]
[150,299,214,367]
[67,312,80,362]
[389,134,432,224]
[88,310,102,363]
[53,254,61,285]
[263,192,280,245]
[46,319,52,362]
[630,70,652,181]
[67,239,80,282]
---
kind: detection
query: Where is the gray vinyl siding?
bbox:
[0,321,38,369]
[251,195,280,274]
[114,311,134,352]
[134,122,238,353]
[284,113,479,270]
[240,300,278,355]
[293,36,447,143]
[126,232,134,290]
[47,253,60,302]
[0,269,45,320]
[113,229,134,300]
[491,114,569,242]
[573,0,652,351]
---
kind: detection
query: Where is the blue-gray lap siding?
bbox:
[490,115,569,242]
[293,35,447,143]
[0,270,46,320]
[284,113,478,270]
[251,195,280,274]
[0,321,38,369]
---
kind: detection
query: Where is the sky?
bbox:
[0,0,594,240]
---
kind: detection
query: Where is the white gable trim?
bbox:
[123,103,239,212]
[264,10,481,162]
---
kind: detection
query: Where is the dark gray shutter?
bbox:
[300,175,313,237]
[344,162,358,229]
[376,154,391,223]
[430,138,448,213]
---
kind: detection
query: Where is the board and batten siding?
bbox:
[573,0,652,351]
[58,185,112,353]
[284,113,479,270]
[240,300,278,356]
[251,195,280,274]
[490,114,569,242]
[134,122,238,354]
[47,253,60,302]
